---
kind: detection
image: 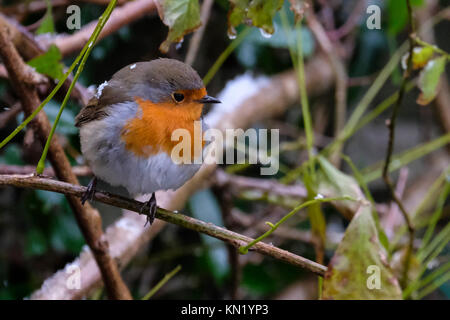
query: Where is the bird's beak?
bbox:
[196,95,221,104]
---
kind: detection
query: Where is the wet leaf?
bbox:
[228,0,284,38]
[323,205,403,300]
[25,228,48,256]
[417,56,447,106]
[411,46,434,70]
[317,156,365,220]
[157,0,201,53]
[27,45,64,80]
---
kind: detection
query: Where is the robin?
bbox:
[75,58,220,224]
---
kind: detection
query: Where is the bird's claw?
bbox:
[81,177,97,205]
[141,192,157,226]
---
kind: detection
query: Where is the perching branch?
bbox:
[0,25,131,300]
[0,173,328,277]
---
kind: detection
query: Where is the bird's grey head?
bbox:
[110,58,205,103]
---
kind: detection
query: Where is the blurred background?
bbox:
[0,0,449,300]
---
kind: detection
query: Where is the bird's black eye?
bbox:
[172,92,185,103]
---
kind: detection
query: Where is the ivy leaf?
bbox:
[417,56,447,106]
[323,205,403,300]
[228,0,284,38]
[316,156,365,220]
[27,44,64,80]
[36,0,55,35]
[157,0,201,53]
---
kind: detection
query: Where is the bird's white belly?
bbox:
[79,102,203,196]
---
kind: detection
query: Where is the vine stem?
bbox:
[239,196,355,254]
[141,265,182,300]
[36,0,117,174]
[382,0,416,289]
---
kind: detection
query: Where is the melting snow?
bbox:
[95,81,108,98]
[205,72,270,127]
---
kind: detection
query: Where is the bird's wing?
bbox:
[75,79,132,127]
[74,96,109,127]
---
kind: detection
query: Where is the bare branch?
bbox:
[0,173,328,277]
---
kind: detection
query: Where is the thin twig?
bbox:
[29,54,335,299]
[185,0,214,66]
[382,0,416,288]
[0,173,328,276]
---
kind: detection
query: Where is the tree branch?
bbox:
[0,173,327,277]
[0,25,131,300]
[382,0,416,288]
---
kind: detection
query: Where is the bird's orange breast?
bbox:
[120,90,206,159]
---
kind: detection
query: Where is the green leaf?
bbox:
[317,156,365,220]
[157,0,201,53]
[228,0,284,38]
[189,189,230,283]
[235,12,315,69]
[27,45,64,80]
[387,0,424,35]
[417,56,447,106]
[323,205,403,300]
[25,228,48,256]
[36,0,55,35]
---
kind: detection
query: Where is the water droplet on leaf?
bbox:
[259,28,273,39]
